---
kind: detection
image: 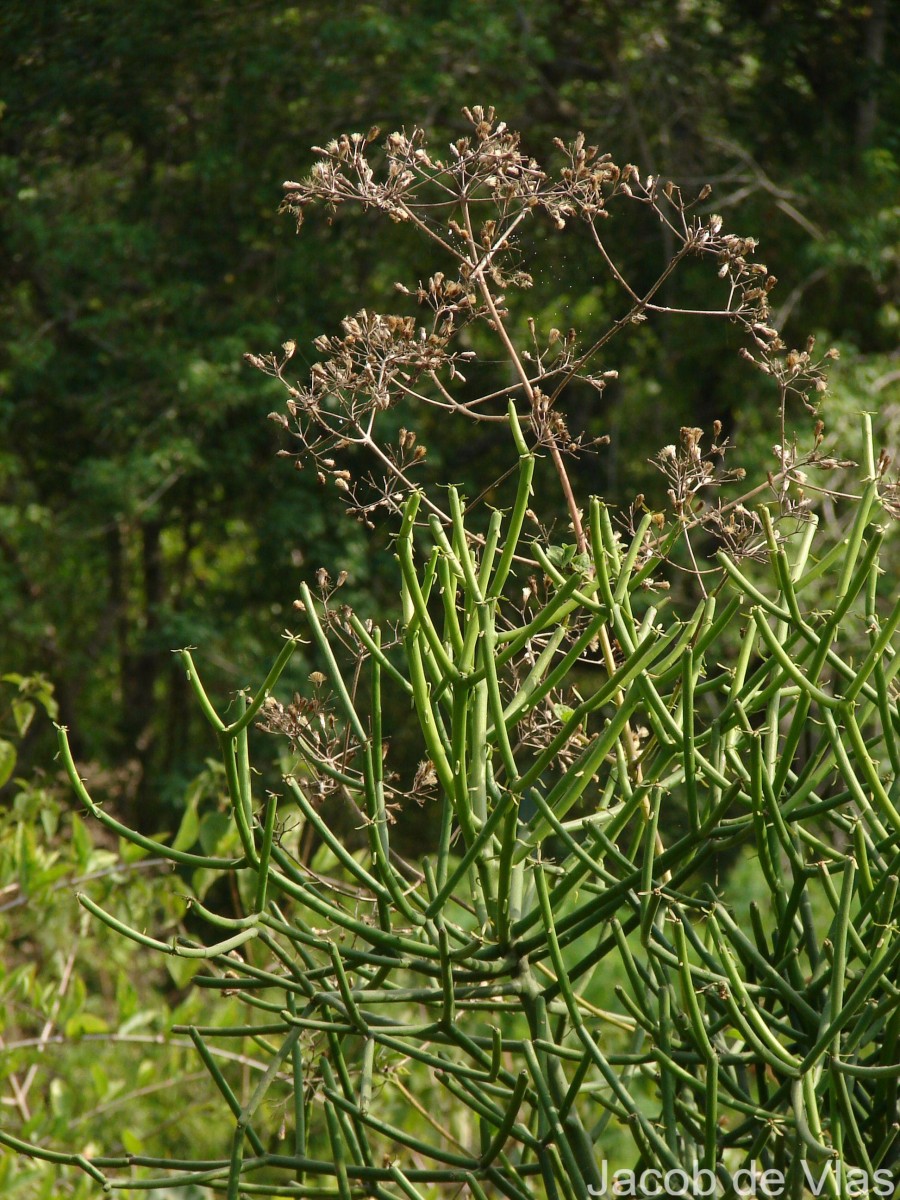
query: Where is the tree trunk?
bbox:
[856,0,887,154]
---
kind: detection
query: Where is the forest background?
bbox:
[1,0,898,824]
[0,3,899,1190]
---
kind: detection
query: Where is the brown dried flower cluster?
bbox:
[250,107,854,569]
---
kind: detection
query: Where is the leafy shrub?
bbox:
[0,680,248,1198]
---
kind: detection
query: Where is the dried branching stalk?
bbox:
[250,105,858,563]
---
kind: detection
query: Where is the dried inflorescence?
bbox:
[256,690,347,803]
[653,424,746,518]
[250,106,854,569]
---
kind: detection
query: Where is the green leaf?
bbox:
[164,955,200,988]
[39,801,59,839]
[136,1059,156,1088]
[70,812,92,869]
[14,818,35,891]
[120,1129,144,1156]
[11,699,35,737]
[198,809,234,856]
[552,702,576,723]
[64,1012,109,1037]
[90,1063,110,1098]
[119,835,151,863]
[171,800,200,853]
[546,543,576,568]
[118,1009,158,1036]
[191,866,217,901]
[0,738,16,788]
